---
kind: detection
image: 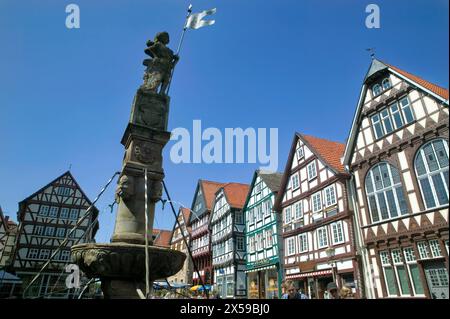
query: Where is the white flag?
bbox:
[185,8,217,30]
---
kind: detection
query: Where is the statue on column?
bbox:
[142,32,179,95]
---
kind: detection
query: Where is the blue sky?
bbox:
[0,0,448,243]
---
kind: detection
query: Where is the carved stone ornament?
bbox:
[134,142,157,164]
[115,175,135,203]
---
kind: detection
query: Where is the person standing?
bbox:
[282,282,309,299]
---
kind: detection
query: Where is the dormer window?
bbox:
[372,83,382,96]
[382,78,391,90]
[372,77,391,97]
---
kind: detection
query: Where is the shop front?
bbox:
[246,264,282,299]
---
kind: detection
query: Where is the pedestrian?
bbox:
[340,285,354,299]
[281,282,309,299]
[326,282,340,299]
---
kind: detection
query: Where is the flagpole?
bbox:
[166,4,192,95]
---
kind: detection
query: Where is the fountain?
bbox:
[71,32,186,299]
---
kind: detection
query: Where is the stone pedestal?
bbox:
[71,33,185,298]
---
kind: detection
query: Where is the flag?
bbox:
[185,8,217,30]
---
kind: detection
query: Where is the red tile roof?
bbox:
[222,183,250,209]
[200,180,227,211]
[152,229,172,247]
[302,134,346,173]
[180,207,191,224]
[386,63,449,100]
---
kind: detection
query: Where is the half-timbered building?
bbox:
[0,207,18,269]
[168,207,193,285]
[189,180,225,287]
[210,183,250,298]
[343,59,449,299]
[11,171,99,298]
[243,170,284,299]
[274,134,360,299]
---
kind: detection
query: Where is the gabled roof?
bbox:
[343,59,449,166]
[189,179,226,224]
[302,134,346,174]
[273,133,348,212]
[218,183,250,210]
[201,180,227,211]
[17,171,100,236]
[258,170,284,193]
[243,170,283,210]
[152,229,172,247]
[180,207,191,225]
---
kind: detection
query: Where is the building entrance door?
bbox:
[258,271,266,299]
[423,261,449,299]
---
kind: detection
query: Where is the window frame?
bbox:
[298,233,308,253]
[414,139,449,210]
[317,226,328,249]
[331,221,345,245]
[307,161,317,181]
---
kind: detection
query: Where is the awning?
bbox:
[190,284,211,291]
[0,270,22,284]
[245,264,277,273]
[286,269,332,279]
[153,281,190,289]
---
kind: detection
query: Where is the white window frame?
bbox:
[331,221,345,245]
[291,174,300,190]
[307,162,317,181]
[284,207,292,224]
[324,185,337,207]
[39,249,51,260]
[403,247,425,297]
[286,237,296,256]
[417,241,430,259]
[45,227,55,237]
[27,248,39,259]
[294,201,303,220]
[39,205,49,217]
[69,209,79,220]
[429,240,442,258]
[298,233,308,253]
[296,146,304,160]
[415,139,449,210]
[49,206,58,218]
[317,227,328,249]
[311,192,322,213]
[372,83,382,96]
[391,249,411,297]
[34,225,44,236]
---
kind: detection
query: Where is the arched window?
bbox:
[415,139,449,209]
[365,162,408,223]
[372,83,382,96]
[382,78,391,90]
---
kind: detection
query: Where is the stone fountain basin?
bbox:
[71,243,186,281]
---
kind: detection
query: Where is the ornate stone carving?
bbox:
[115,175,135,203]
[134,141,157,164]
[134,93,167,130]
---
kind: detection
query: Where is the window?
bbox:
[49,206,58,218]
[307,162,317,180]
[235,211,243,224]
[291,174,300,190]
[287,237,296,256]
[264,200,272,216]
[298,233,308,253]
[60,250,71,261]
[284,207,292,223]
[324,185,337,207]
[372,83,382,96]
[365,162,408,223]
[45,227,55,237]
[236,237,244,251]
[56,228,66,238]
[60,208,69,219]
[417,241,430,259]
[265,229,273,247]
[311,192,322,213]
[371,97,415,140]
[296,147,304,159]
[27,248,39,259]
[226,276,234,296]
[317,227,328,248]
[415,139,449,209]
[69,209,79,220]
[391,250,411,296]
[331,221,344,245]
[380,251,398,296]
[294,202,303,219]
[382,78,391,90]
[39,205,49,216]
[399,97,414,124]
[403,247,425,296]
[39,249,51,260]
[250,236,255,253]
[429,240,442,258]
[34,225,44,236]
[58,187,72,196]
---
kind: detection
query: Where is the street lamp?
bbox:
[325,247,337,284]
